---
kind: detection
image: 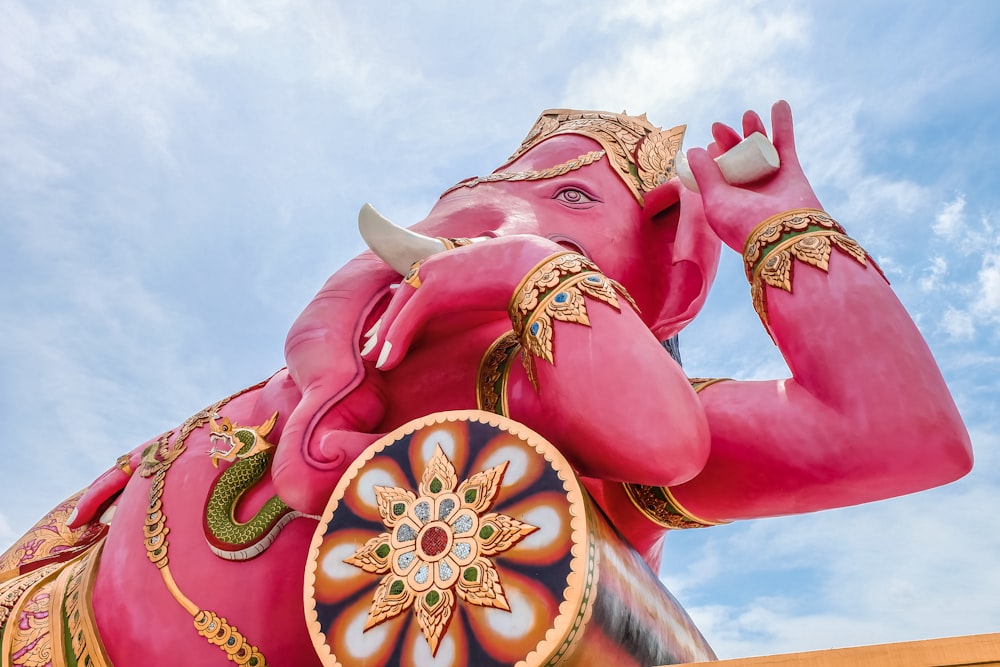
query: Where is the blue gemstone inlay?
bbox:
[554,292,568,303]
[529,322,540,335]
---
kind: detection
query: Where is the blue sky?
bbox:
[1,1,998,660]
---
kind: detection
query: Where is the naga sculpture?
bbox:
[0,102,972,666]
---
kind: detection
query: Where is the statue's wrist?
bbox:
[742,208,886,336]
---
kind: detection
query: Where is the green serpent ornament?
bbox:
[203,412,316,561]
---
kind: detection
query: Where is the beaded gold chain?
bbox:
[142,384,270,667]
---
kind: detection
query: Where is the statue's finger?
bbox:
[711,122,742,153]
[686,147,727,194]
[742,110,767,138]
[770,100,798,161]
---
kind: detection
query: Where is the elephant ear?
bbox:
[641,182,721,343]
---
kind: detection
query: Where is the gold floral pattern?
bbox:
[442,151,606,197]
[502,109,687,204]
[0,490,107,582]
[509,252,637,388]
[636,125,687,191]
[743,208,886,333]
[344,445,537,656]
[477,332,521,416]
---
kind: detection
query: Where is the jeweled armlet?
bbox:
[508,251,638,389]
[743,208,887,335]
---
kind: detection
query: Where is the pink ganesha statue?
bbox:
[0,102,972,667]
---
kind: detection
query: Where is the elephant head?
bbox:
[274,109,723,515]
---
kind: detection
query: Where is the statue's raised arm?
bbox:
[636,101,973,526]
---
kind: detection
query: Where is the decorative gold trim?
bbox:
[65,542,114,667]
[508,252,637,389]
[116,453,134,477]
[743,208,844,276]
[403,260,423,289]
[141,383,271,666]
[622,483,728,530]
[477,331,521,416]
[0,561,63,665]
[521,271,632,364]
[442,150,606,197]
[742,209,886,333]
[47,554,78,667]
[3,563,62,665]
[503,109,687,204]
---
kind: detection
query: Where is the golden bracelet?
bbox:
[742,208,885,332]
[623,483,729,530]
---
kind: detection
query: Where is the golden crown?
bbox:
[503,109,686,204]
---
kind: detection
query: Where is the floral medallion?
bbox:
[344,445,537,654]
[306,410,591,667]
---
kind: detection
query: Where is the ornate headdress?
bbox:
[502,109,686,204]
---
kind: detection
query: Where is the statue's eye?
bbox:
[553,187,599,207]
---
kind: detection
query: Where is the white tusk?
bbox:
[674,132,780,193]
[358,203,448,275]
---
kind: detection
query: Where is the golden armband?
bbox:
[743,208,886,333]
[477,331,521,416]
[508,252,637,389]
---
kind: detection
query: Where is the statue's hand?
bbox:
[687,100,823,251]
[363,234,566,371]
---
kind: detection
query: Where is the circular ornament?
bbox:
[305,410,591,667]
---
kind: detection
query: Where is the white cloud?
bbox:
[972,252,1000,324]
[933,194,966,238]
[942,306,975,340]
[664,475,1000,658]
[565,0,809,129]
[919,256,947,292]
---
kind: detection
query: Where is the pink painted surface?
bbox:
[44,101,969,664]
